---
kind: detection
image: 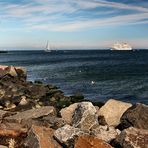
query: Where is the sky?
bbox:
[0,0,148,49]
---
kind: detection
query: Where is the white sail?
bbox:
[45,41,51,52]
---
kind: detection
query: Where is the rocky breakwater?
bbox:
[0,65,147,148]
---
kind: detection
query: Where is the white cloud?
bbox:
[29,12,148,32]
[0,0,148,32]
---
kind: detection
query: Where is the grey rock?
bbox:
[4,100,11,107]
[116,127,148,148]
[120,103,148,130]
[28,84,47,99]
[15,66,27,79]
[38,115,66,129]
[0,110,8,120]
[98,99,132,127]
[4,106,56,123]
[0,89,5,98]
[91,125,121,142]
[72,102,98,130]
[54,124,88,147]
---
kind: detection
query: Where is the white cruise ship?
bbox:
[111,42,132,50]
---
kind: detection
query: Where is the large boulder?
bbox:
[60,103,79,124]
[120,103,148,130]
[0,65,27,79]
[115,127,148,148]
[23,125,62,148]
[4,106,56,123]
[54,124,88,147]
[75,135,112,148]
[91,125,120,142]
[72,102,98,130]
[98,99,132,127]
[15,66,27,79]
[5,66,18,77]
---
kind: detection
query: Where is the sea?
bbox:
[0,49,148,104]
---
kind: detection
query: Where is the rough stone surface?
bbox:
[23,125,62,148]
[0,122,27,146]
[60,103,78,124]
[6,66,18,77]
[72,102,98,130]
[0,122,27,137]
[0,69,7,78]
[0,89,5,98]
[54,124,88,147]
[98,99,132,126]
[75,135,112,148]
[19,96,28,106]
[4,106,56,123]
[120,103,148,130]
[0,65,27,79]
[116,127,148,148]
[91,125,120,142]
[36,115,66,129]
[0,110,8,120]
[0,145,8,148]
[0,65,83,111]
[15,66,27,79]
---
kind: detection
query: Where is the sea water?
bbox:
[0,50,148,104]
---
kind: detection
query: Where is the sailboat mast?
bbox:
[46,41,49,50]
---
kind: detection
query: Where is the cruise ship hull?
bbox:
[111,47,132,51]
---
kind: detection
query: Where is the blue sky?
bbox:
[0,0,148,49]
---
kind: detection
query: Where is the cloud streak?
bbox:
[0,0,148,32]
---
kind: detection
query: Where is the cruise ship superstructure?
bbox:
[111,42,132,50]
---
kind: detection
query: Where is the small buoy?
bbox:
[79,70,82,73]
[91,81,95,84]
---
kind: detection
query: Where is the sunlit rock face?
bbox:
[98,99,132,127]
[0,65,27,80]
[74,135,113,148]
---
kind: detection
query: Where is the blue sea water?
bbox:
[0,50,148,104]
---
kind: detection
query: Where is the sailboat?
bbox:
[45,41,52,52]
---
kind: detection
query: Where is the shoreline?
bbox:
[1,50,148,105]
[0,65,147,148]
